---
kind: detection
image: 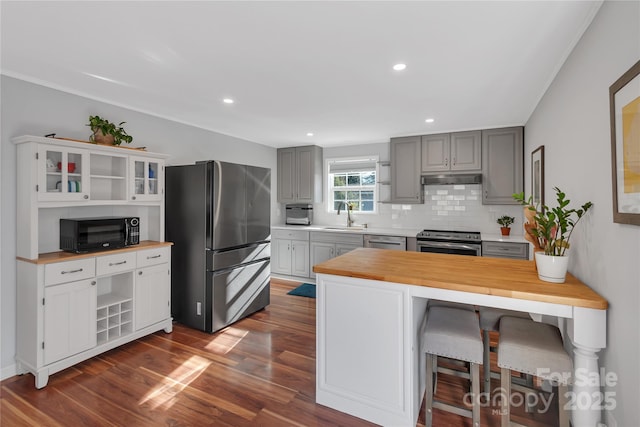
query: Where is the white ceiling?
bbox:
[1,1,602,148]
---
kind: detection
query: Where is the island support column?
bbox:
[567,307,607,427]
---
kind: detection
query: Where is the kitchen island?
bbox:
[313,248,608,427]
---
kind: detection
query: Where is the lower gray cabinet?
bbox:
[310,231,364,268]
[482,241,529,260]
[272,229,310,277]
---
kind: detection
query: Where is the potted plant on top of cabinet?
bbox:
[513,187,592,283]
[497,215,515,236]
[87,115,133,146]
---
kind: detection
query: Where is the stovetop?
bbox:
[416,229,482,242]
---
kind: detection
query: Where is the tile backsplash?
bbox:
[312,184,525,235]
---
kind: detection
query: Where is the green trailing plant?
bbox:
[513,187,593,256]
[86,115,133,145]
[497,215,515,228]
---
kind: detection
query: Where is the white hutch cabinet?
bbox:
[13,135,173,388]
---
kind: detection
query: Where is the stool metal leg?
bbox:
[425,353,435,427]
[483,329,491,395]
[471,363,480,427]
[500,367,510,427]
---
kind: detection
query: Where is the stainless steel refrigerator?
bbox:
[165,161,271,333]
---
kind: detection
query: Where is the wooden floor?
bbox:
[1,278,559,426]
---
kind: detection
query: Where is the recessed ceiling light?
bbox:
[307,132,314,137]
[393,63,407,71]
[425,118,435,123]
[223,98,234,104]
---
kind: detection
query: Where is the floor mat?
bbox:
[287,283,316,298]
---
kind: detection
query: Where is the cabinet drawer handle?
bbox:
[147,254,162,259]
[61,268,83,274]
[84,195,89,199]
[138,271,143,275]
[109,260,127,266]
[91,281,96,286]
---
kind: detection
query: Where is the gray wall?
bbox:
[0,76,279,377]
[524,2,639,426]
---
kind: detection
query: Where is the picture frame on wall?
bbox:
[531,145,545,208]
[610,59,640,225]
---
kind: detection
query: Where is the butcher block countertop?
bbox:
[313,248,608,310]
[17,241,173,264]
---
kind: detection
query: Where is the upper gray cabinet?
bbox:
[390,136,423,204]
[277,145,323,204]
[481,127,523,205]
[421,131,481,173]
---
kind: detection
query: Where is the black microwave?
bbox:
[60,217,140,253]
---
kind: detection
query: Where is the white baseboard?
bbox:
[270,274,316,284]
[1,363,19,381]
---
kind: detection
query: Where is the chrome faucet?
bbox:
[337,202,354,227]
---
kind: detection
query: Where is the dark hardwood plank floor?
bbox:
[1,278,559,426]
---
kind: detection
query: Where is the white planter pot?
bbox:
[535,252,569,283]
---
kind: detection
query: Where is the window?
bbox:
[327,156,378,213]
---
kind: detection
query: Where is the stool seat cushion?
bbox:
[478,307,531,331]
[424,306,483,364]
[498,316,573,381]
[428,299,475,311]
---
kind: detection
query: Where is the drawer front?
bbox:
[272,229,309,241]
[96,252,137,276]
[310,231,364,246]
[482,241,529,259]
[137,247,170,268]
[45,258,96,286]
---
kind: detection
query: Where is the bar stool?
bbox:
[423,306,483,427]
[498,316,572,427]
[478,307,531,394]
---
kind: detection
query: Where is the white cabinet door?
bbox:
[291,240,310,277]
[310,242,335,268]
[44,279,97,365]
[272,239,293,275]
[37,145,90,201]
[129,156,164,201]
[135,263,170,330]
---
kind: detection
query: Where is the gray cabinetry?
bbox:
[482,241,529,260]
[310,231,364,268]
[277,145,322,204]
[390,136,422,204]
[421,131,481,173]
[271,229,310,277]
[481,127,524,205]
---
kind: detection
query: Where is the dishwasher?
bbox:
[363,234,407,251]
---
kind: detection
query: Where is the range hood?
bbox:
[421,173,482,186]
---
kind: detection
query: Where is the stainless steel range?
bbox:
[416,229,482,256]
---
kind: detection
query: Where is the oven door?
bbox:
[416,240,481,256]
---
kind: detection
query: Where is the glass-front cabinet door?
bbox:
[37,145,90,201]
[129,156,163,201]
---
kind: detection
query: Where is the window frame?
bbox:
[326,155,379,214]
